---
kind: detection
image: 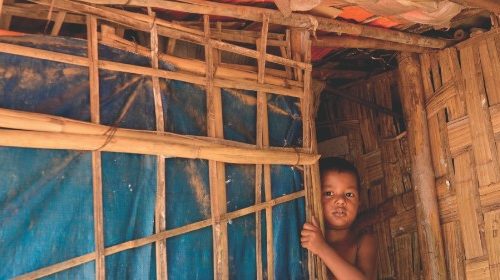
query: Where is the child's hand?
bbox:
[301,218,327,255]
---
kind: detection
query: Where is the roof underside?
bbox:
[0,0,496,85]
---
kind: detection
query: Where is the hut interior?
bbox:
[0,0,500,279]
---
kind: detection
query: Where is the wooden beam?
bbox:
[397,52,447,280]
[71,0,448,49]
[312,35,431,53]
[449,0,500,14]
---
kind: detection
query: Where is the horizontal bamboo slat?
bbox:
[0,108,319,165]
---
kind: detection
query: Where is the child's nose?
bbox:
[335,196,346,205]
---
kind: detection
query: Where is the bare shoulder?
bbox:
[358,230,377,250]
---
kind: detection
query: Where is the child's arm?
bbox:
[301,220,377,280]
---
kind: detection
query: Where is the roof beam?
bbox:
[73,0,449,49]
[313,35,431,53]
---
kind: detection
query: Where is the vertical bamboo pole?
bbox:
[397,52,447,280]
[254,14,270,280]
[204,15,229,280]
[255,14,274,280]
[87,15,105,280]
[149,9,168,280]
[292,27,327,280]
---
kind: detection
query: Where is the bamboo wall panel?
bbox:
[0,5,321,279]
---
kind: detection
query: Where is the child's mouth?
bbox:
[332,209,346,217]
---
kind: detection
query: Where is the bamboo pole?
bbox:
[397,52,447,280]
[73,0,448,49]
[149,9,168,280]
[293,27,327,280]
[0,108,318,164]
[254,15,269,280]
[14,189,304,280]
[255,14,274,280]
[0,42,302,98]
[87,15,105,280]
[204,15,229,280]
[312,35,431,53]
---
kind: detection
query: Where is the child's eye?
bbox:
[324,191,334,197]
[345,192,355,198]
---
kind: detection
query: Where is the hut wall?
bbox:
[0,17,322,279]
[318,28,500,280]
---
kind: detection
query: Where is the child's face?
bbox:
[321,170,359,230]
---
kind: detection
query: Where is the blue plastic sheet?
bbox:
[0,35,307,279]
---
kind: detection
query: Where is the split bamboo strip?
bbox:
[204,15,229,280]
[14,189,304,280]
[50,11,66,36]
[460,45,500,186]
[149,10,168,280]
[99,32,300,89]
[75,0,448,49]
[87,15,105,280]
[0,108,317,162]
[14,253,96,280]
[0,41,302,98]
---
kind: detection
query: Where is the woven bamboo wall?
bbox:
[317,71,418,280]
[421,28,500,280]
[317,28,500,280]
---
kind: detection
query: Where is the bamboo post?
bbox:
[397,52,447,280]
[204,15,229,280]
[255,13,274,280]
[292,27,327,280]
[149,9,168,280]
[87,15,105,280]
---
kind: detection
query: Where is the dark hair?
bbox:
[319,157,361,188]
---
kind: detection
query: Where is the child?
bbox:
[301,157,377,280]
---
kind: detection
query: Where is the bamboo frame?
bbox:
[73,0,448,49]
[14,190,305,279]
[0,42,302,98]
[1,4,319,278]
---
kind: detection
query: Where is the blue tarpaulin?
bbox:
[0,35,307,279]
